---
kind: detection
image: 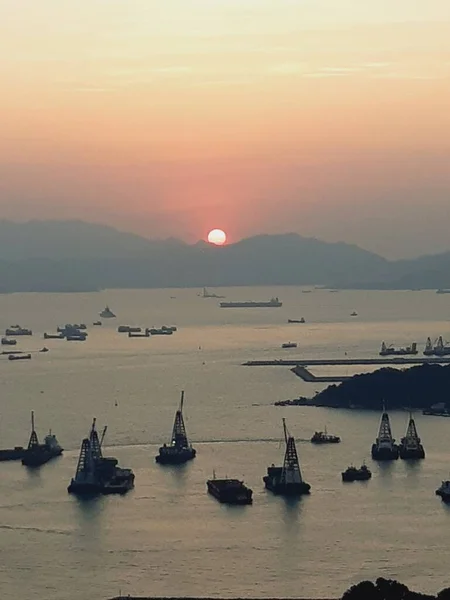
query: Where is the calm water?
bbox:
[1,287,450,599]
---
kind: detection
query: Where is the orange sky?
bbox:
[1,1,450,258]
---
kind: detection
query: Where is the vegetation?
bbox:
[313,364,450,410]
[341,577,446,600]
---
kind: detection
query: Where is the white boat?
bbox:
[99,306,116,319]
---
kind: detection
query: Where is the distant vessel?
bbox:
[147,327,175,336]
[156,391,196,465]
[128,331,149,338]
[1,337,17,346]
[436,289,450,294]
[118,326,141,333]
[399,414,425,459]
[436,480,450,502]
[93,321,102,326]
[5,325,32,336]
[424,336,450,356]
[8,353,31,361]
[207,473,253,505]
[263,419,311,496]
[371,407,399,460]
[350,311,358,317]
[310,428,341,444]
[288,318,305,324]
[220,297,282,308]
[43,332,65,339]
[282,342,297,349]
[342,464,371,482]
[99,306,116,319]
[201,287,225,299]
[22,412,63,467]
[68,419,135,495]
[423,402,450,417]
[380,342,418,356]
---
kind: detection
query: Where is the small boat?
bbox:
[99,306,116,319]
[282,342,297,349]
[350,311,358,317]
[22,412,63,467]
[118,326,141,333]
[436,480,450,502]
[1,337,17,346]
[207,473,253,505]
[156,391,196,465]
[44,332,65,339]
[311,429,341,444]
[66,335,87,341]
[8,354,31,361]
[342,464,371,482]
[68,419,134,495]
[263,419,311,496]
[39,347,49,353]
[5,326,32,336]
[93,321,102,326]
[288,318,305,324]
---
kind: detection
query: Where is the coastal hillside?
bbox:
[0,220,387,292]
[310,364,450,410]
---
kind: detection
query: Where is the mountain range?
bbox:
[0,220,448,292]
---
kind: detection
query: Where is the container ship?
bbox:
[207,474,253,505]
[155,390,196,465]
[220,297,282,308]
[68,419,134,495]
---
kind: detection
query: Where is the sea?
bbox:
[1,286,450,600]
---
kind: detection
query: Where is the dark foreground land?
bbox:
[275,363,450,411]
[109,577,450,600]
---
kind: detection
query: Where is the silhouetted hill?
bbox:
[0,221,387,292]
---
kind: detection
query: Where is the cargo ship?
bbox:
[220,297,282,308]
[5,325,32,336]
[207,474,253,505]
[0,445,26,461]
[379,342,418,356]
[156,391,196,464]
[341,464,371,482]
[288,318,305,324]
[22,412,63,467]
[263,419,311,496]
[8,354,31,361]
[68,419,135,495]
[1,337,17,346]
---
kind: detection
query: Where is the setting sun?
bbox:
[207,229,227,246]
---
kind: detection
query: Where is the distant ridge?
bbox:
[0,220,448,292]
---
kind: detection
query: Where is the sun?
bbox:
[207,229,227,246]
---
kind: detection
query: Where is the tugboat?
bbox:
[436,480,450,502]
[310,428,341,444]
[399,414,425,459]
[371,406,399,460]
[99,306,116,319]
[155,391,196,464]
[68,419,135,495]
[263,419,311,496]
[21,412,63,467]
[342,463,372,482]
[207,472,253,505]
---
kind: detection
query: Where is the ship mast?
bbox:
[376,403,395,446]
[281,418,303,485]
[74,418,104,479]
[403,413,420,448]
[171,390,189,448]
[27,410,39,449]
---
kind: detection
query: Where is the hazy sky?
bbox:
[1,1,450,258]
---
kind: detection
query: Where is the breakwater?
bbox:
[290,365,350,383]
[243,357,450,366]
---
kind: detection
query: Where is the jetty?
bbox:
[290,366,350,383]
